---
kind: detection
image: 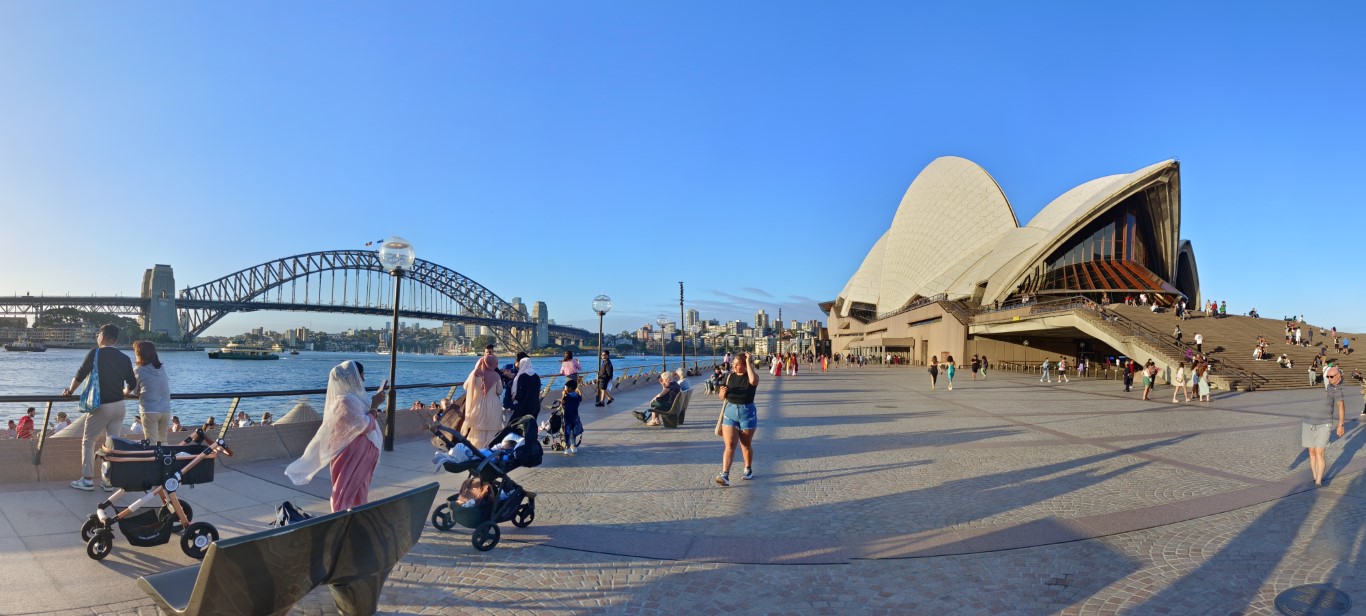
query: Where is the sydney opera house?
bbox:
[822,156,1200,365]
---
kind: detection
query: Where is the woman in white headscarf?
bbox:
[462,354,505,449]
[285,360,387,512]
[508,356,542,422]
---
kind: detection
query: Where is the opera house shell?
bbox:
[825,156,1200,359]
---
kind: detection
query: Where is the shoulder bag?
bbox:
[77,348,101,413]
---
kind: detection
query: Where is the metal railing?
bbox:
[876,294,948,321]
[2,382,468,466]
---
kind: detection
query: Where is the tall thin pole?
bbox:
[597,313,604,355]
[679,282,686,374]
[384,269,403,452]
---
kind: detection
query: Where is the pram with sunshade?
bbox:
[428,415,542,551]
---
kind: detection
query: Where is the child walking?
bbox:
[561,379,584,454]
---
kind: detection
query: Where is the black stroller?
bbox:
[429,415,542,551]
[79,428,232,560]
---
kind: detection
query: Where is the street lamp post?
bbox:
[656,314,669,373]
[378,236,416,452]
[689,323,701,369]
[678,282,686,374]
[592,294,612,355]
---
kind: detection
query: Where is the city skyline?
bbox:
[2,4,1364,334]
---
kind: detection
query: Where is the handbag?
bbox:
[714,406,725,437]
[77,348,101,413]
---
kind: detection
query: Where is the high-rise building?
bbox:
[754,310,769,333]
[686,309,700,328]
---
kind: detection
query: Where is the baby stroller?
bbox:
[539,399,580,453]
[79,428,232,560]
[429,415,542,551]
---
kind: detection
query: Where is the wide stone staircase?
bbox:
[1107,304,1362,390]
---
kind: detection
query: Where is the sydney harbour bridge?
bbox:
[0,250,590,351]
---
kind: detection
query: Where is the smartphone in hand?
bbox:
[379,379,390,391]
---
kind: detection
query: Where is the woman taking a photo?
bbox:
[716,351,760,487]
[285,360,387,512]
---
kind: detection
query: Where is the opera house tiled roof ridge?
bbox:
[834,156,1198,319]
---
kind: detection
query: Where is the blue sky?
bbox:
[2,2,1363,335]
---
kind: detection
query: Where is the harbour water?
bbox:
[0,349,697,427]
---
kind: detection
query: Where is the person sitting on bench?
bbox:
[638,372,681,426]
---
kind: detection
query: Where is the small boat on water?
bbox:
[3,335,46,352]
[208,342,280,360]
[289,350,300,355]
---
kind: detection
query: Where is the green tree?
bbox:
[471,334,496,351]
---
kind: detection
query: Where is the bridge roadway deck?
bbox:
[3,368,1365,614]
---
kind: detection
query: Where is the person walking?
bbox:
[1171,362,1190,403]
[560,379,583,453]
[1040,358,1052,383]
[559,351,582,388]
[126,341,172,445]
[60,324,137,491]
[285,360,388,512]
[595,350,615,406]
[1303,359,1348,486]
[970,355,981,380]
[944,355,956,390]
[1194,332,1203,355]
[1123,359,1135,392]
[715,352,759,486]
[980,355,988,380]
[1174,325,1183,345]
[928,359,939,390]
[1058,357,1071,383]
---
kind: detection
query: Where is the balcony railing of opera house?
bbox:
[1,359,715,466]
[875,294,949,321]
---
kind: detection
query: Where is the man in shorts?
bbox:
[595,350,614,406]
[1304,359,1348,486]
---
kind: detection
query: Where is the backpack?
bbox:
[272,501,314,527]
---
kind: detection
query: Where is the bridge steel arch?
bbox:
[178,250,531,350]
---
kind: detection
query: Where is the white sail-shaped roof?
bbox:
[834,157,1185,312]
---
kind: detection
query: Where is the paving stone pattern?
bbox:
[3,367,1364,615]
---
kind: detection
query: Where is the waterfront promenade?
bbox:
[2,367,1363,615]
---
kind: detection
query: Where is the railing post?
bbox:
[32,400,55,466]
[220,397,240,441]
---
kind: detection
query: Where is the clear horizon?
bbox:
[2,3,1363,334]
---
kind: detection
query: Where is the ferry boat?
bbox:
[3,335,46,352]
[208,342,280,360]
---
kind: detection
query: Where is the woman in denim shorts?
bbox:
[715,352,760,487]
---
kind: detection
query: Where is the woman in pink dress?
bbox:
[285,360,387,513]
[462,354,505,449]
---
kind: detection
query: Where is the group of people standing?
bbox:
[927,354,989,390]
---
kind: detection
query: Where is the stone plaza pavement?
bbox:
[3,366,1364,615]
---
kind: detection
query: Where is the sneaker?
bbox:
[100,481,114,492]
[568,446,577,455]
[70,478,94,491]
[715,474,730,487]
[743,467,754,480]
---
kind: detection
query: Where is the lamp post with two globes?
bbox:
[378,236,415,452]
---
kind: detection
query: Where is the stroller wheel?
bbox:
[512,502,535,528]
[180,522,219,560]
[80,517,100,542]
[430,504,455,531]
[86,531,113,560]
[471,521,500,551]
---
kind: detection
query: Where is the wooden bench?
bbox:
[137,482,439,616]
[660,389,693,428]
